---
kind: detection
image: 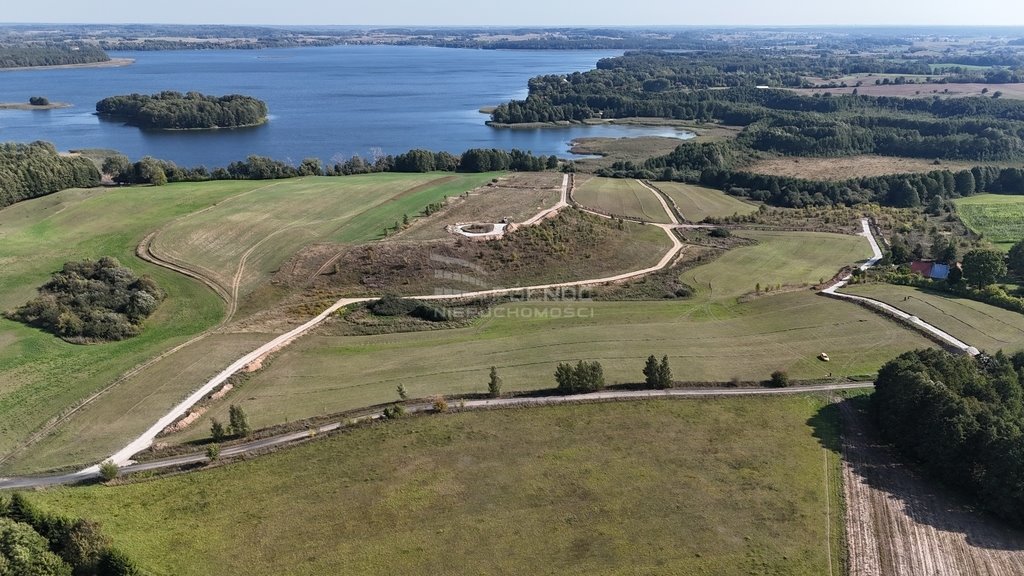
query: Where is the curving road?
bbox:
[821,219,978,356]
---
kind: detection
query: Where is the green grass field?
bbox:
[842,283,1024,353]
[655,182,758,222]
[0,184,248,465]
[574,177,672,223]
[156,227,922,445]
[151,173,498,298]
[0,174,498,474]
[680,230,871,302]
[954,194,1024,250]
[30,397,846,576]
[166,289,930,443]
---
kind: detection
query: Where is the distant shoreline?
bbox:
[0,102,73,111]
[0,58,135,73]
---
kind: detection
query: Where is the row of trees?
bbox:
[96,91,268,130]
[0,141,101,208]
[0,493,141,575]
[0,43,109,68]
[624,145,1024,208]
[6,258,165,343]
[873,349,1024,526]
[100,148,561,186]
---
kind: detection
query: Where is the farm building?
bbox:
[930,263,951,280]
[909,260,956,280]
[910,261,933,277]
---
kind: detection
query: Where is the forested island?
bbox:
[0,142,100,209]
[0,43,109,68]
[95,92,268,130]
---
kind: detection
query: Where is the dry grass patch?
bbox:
[745,155,984,181]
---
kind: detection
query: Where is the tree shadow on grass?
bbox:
[808,396,1024,553]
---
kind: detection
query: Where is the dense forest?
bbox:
[95,92,268,130]
[0,43,109,68]
[615,140,1024,208]
[0,142,101,209]
[0,493,141,575]
[491,52,1024,166]
[7,258,165,343]
[873,349,1024,527]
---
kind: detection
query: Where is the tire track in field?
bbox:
[0,181,292,468]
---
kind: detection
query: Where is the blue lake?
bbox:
[0,45,691,167]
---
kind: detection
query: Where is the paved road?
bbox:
[0,382,872,489]
[821,219,978,356]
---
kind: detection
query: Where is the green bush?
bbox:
[767,370,789,388]
[368,295,419,317]
[98,461,119,482]
[6,257,165,343]
[382,404,406,420]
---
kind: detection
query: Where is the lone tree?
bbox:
[659,355,673,389]
[488,366,502,398]
[228,404,250,437]
[28,96,49,106]
[210,419,226,442]
[643,355,660,388]
[397,384,409,401]
[962,249,1007,288]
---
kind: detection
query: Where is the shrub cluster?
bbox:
[555,360,605,393]
[368,295,448,322]
[6,257,165,342]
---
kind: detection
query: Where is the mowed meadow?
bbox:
[0,174,498,474]
[573,177,673,223]
[654,182,758,222]
[31,397,848,576]
[953,194,1024,250]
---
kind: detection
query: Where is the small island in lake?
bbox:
[95,91,268,130]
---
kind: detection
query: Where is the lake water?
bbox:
[0,45,692,167]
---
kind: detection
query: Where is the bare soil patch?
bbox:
[839,399,1024,576]
[745,155,984,181]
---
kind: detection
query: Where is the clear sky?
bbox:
[3,0,1023,27]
